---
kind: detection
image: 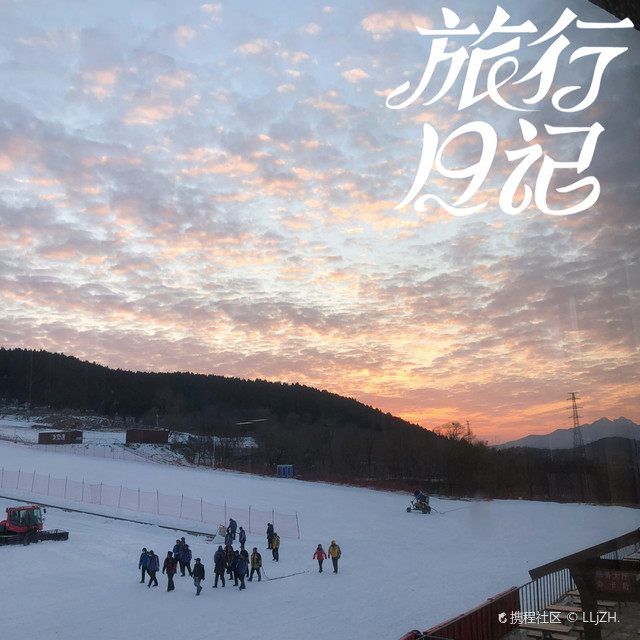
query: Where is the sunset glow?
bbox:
[0,0,638,443]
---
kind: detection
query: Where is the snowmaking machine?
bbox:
[407,490,431,514]
[0,504,69,545]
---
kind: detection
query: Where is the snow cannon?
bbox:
[407,490,431,514]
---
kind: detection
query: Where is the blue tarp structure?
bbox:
[277,464,295,478]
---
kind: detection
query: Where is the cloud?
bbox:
[360,10,431,37]
[0,0,636,444]
[155,70,196,90]
[341,68,370,83]
[74,67,121,101]
[302,23,322,35]
[235,39,274,56]
[123,103,178,125]
[173,25,197,47]
[281,51,309,65]
[200,3,222,20]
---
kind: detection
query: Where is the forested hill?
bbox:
[0,347,421,435]
[2,348,638,505]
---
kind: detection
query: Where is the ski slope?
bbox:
[0,440,638,640]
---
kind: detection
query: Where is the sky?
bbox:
[0,0,638,443]
[1,439,639,640]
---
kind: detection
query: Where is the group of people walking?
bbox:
[137,522,342,596]
[138,537,205,595]
[212,542,263,590]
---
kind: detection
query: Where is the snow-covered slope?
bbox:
[0,441,638,640]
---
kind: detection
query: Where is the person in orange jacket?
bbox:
[313,543,327,572]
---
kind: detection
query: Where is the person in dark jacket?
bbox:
[172,538,183,560]
[266,522,274,549]
[147,550,159,587]
[225,544,235,579]
[192,558,205,595]
[180,543,193,577]
[272,532,280,561]
[139,547,149,583]
[224,528,233,547]
[213,545,226,587]
[238,526,246,549]
[236,550,248,590]
[231,549,240,586]
[163,551,177,591]
[249,547,262,581]
[228,518,237,540]
[313,544,327,572]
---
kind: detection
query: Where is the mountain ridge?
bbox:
[494,416,640,450]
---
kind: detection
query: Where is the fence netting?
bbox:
[0,467,300,538]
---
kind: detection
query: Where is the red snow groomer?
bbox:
[0,504,69,545]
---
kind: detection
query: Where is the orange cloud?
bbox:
[342,68,370,83]
[361,10,432,37]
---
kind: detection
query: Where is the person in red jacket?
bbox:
[313,544,327,573]
[162,551,177,591]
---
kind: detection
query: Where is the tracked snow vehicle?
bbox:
[0,505,69,545]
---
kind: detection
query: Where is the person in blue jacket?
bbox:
[139,547,149,583]
[147,550,159,587]
[238,526,247,549]
[414,489,427,504]
[228,518,237,540]
[180,543,193,577]
[236,549,248,590]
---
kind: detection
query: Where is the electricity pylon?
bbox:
[568,392,592,502]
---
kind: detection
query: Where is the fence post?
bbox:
[1,467,3,488]
[296,513,300,539]
[82,478,85,502]
[47,473,50,496]
[118,485,123,508]
[156,490,160,515]
[100,482,103,505]
[200,497,203,522]
[16,469,20,489]
[249,506,251,534]
[180,494,184,518]
[138,488,140,512]
[224,501,227,522]
[31,471,35,492]
[65,476,68,499]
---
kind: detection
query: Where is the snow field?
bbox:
[0,440,638,640]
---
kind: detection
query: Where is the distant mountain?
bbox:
[494,417,640,450]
